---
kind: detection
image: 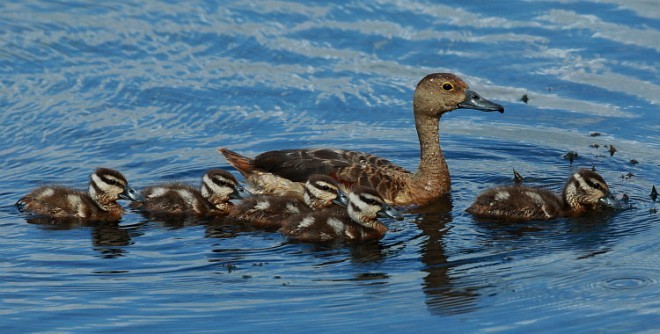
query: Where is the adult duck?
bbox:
[220,73,503,206]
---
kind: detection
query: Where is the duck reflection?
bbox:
[411,195,480,315]
[25,216,133,258]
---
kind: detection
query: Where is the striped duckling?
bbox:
[230,174,347,230]
[466,169,621,221]
[279,185,402,243]
[134,169,250,218]
[16,168,143,221]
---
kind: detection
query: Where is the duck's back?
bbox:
[279,210,350,242]
[466,185,564,221]
[232,195,311,230]
[138,183,212,216]
[18,186,117,220]
[279,209,386,242]
[255,149,409,201]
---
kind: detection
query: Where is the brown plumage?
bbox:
[466,169,620,221]
[16,168,142,221]
[229,174,345,230]
[132,169,250,218]
[220,73,503,206]
[279,186,402,243]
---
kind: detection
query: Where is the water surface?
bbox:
[1,0,658,332]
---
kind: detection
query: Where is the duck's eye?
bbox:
[442,82,454,91]
[321,185,330,191]
[593,183,602,190]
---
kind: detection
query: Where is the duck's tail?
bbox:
[218,148,256,177]
[218,148,305,197]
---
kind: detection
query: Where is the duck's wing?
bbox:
[254,148,410,201]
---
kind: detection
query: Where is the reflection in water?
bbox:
[411,196,480,315]
[25,216,133,258]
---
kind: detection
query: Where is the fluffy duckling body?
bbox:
[279,186,402,243]
[220,73,503,206]
[16,168,142,221]
[466,169,620,221]
[230,175,346,230]
[134,169,250,218]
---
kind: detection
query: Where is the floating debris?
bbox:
[520,94,529,104]
[630,159,639,164]
[591,164,597,172]
[563,151,579,164]
[608,145,617,156]
[651,186,658,202]
[589,144,600,148]
[590,132,601,137]
[621,172,634,180]
[513,168,524,184]
[650,208,658,214]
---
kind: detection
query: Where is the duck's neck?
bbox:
[413,113,449,191]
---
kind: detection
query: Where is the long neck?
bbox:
[413,113,449,187]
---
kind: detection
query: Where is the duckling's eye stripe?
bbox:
[100,175,121,186]
[358,194,379,205]
[211,178,231,188]
[350,202,361,213]
[91,179,103,193]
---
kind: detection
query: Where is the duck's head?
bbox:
[562,169,622,212]
[413,73,503,118]
[303,174,346,209]
[202,169,251,206]
[89,168,143,202]
[347,186,403,225]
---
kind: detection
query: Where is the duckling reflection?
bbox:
[25,217,133,258]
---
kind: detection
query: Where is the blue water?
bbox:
[1,0,659,332]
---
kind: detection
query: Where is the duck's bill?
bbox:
[598,193,627,210]
[333,190,349,207]
[120,186,144,202]
[231,185,252,199]
[458,89,504,113]
[378,204,404,220]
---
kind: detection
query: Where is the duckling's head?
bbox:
[347,186,403,225]
[89,168,143,203]
[201,169,251,207]
[413,73,503,118]
[562,169,618,213]
[303,174,346,209]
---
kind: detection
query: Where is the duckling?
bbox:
[229,174,346,230]
[133,169,250,218]
[16,168,143,221]
[219,73,504,206]
[279,186,403,243]
[466,169,621,221]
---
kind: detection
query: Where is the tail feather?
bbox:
[218,148,256,176]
